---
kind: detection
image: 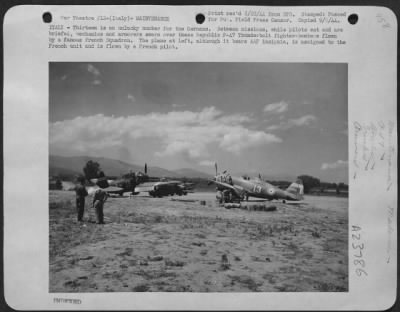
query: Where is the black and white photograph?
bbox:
[3,4,397,310]
[49,62,348,292]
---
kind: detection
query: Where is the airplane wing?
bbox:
[159,180,181,185]
[103,186,124,194]
[284,200,308,206]
[211,180,244,197]
[87,185,124,195]
[134,182,159,192]
[134,181,177,192]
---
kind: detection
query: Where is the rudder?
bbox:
[286,179,304,199]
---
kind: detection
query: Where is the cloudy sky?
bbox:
[50,62,348,182]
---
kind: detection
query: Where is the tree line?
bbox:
[52,160,349,195]
[296,175,348,194]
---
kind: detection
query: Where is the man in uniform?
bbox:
[92,185,108,224]
[74,176,88,222]
[130,172,137,196]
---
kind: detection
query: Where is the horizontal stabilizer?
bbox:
[286,180,304,196]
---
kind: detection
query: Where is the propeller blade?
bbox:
[215,162,218,176]
[144,163,147,174]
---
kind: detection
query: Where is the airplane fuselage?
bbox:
[216,175,302,201]
[135,181,187,197]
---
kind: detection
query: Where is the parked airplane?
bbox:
[88,175,126,196]
[210,164,304,203]
[88,164,195,197]
[133,164,194,197]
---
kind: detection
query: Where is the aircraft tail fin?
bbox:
[286,179,304,198]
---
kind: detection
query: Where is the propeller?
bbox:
[207,162,218,186]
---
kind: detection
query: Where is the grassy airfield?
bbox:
[49,191,348,292]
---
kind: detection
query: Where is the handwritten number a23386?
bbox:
[352,225,368,276]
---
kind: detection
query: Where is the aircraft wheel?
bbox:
[282,199,286,203]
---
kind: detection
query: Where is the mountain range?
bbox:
[49,155,213,179]
[49,155,299,182]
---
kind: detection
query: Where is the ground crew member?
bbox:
[130,172,137,196]
[92,187,108,224]
[75,176,88,222]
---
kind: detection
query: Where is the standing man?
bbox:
[92,187,108,224]
[130,172,137,196]
[75,176,88,222]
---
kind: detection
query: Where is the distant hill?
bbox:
[49,155,212,179]
[49,166,80,177]
[50,155,141,177]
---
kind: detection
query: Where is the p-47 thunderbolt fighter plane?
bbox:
[88,175,126,196]
[210,164,304,203]
[89,164,194,198]
[133,164,193,197]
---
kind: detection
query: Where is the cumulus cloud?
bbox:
[220,129,280,153]
[321,160,348,170]
[50,106,281,161]
[87,64,102,85]
[127,94,136,102]
[267,114,317,130]
[87,64,101,76]
[263,101,289,114]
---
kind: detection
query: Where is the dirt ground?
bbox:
[49,191,348,292]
